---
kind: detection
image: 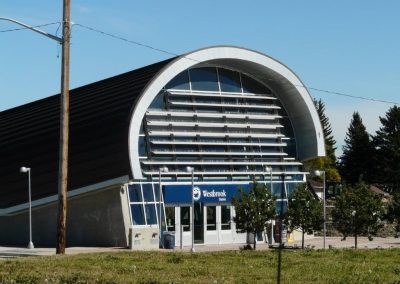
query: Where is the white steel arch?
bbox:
[128,46,325,179]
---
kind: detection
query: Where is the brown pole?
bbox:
[56,0,71,255]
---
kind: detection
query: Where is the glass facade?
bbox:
[128,183,164,226]
[128,65,307,238]
[141,66,302,182]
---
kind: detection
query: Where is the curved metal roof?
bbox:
[0,58,174,208]
[129,46,325,179]
[0,46,325,208]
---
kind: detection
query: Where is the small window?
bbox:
[131,204,145,225]
[221,205,231,230]
[206,206,216,231]
[275,200,288,214]
[218,68,241,93]
[166,70,190,90]
[241,74,271,94]
[190,67,219,91]
[129,185,142,202]
[181,207,191,231]
[272,184,286,199]
[166,207,175,232]
[145,204,158,225]
[142,184,154,202]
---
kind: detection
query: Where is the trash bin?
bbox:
[163,231,175,249]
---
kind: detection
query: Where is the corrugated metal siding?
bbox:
[0,58,174,208]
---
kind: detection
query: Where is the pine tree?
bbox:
[372,106,400,192]
[304,99,341,182]
[340,112,373,184]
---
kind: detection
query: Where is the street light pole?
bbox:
[20,167,34,249]
[158,166,168,248]
[264,166,273,245]
[1,1,71,255]
[314,170,326,249]
[186,166,195,252]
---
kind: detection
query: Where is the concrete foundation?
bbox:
[0,185,129,247]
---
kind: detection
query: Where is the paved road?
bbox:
[1,237,399,258]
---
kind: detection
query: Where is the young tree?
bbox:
[284,184,323,249]
[332,182,384,248]
[372,106,400,193]
[232,183,276,249]
[304,99,341,182]
[387,192,400,234]
[340,112,373,184]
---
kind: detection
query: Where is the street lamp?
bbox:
[20,166,34,249]
[186,166,195,252]
[158,166,168,248]
[313,170,326,249]
[264,166,273,245]
[1,8,71,254]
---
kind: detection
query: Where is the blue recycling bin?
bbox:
[163,231,175,249]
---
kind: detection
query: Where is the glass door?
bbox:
[194,202,204,244]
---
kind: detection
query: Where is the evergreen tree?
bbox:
[387,192,400,233]
[372,106,400,192]
[304,99,341,182]
[332,182,384,248]
[284,184,323,249]
[340,112,373,184]
[232,183,276,249]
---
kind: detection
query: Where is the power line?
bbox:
[73,23,181,58]
[1,21,398,105]
[304,86,398,105]
[0,22,60,33]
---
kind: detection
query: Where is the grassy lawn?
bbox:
[1,249,400,283]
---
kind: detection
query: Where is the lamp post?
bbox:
[264,166,273,245]
[186,166,195,252]
[314,170,326,249]
[1,3,71,254]
[158,166,168,248]
[20,167,34,249]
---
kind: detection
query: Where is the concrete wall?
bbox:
[0,185,130,247]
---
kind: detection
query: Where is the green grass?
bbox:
[1,249,400,283]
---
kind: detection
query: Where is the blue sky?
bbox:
[1,1,399,155]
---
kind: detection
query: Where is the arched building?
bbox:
[0,46,324,248]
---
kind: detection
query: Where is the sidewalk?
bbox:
[1,237,399,259]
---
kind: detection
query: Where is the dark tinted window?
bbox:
[221,205,231,230]
[190,67,219,91]
[145,204,158,225]
[129,185,142,202]
[131,204,145,225]
[166,70,190,90]
[219,68,241,92]
[142,184,154,202]
[241,74,271,94]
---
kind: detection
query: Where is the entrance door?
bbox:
[194,202,204,244]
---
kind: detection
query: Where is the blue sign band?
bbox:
[163,183,252,205]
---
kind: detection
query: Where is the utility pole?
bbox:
[56,0,71,255]
[1,0,70,256]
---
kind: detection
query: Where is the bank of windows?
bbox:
[165,205,232,232]
[164,67,272,95]
[128,183,164,226]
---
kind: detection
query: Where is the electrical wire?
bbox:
[73,23,398,105]
[0,22,60,33]
[4,21,395,105]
